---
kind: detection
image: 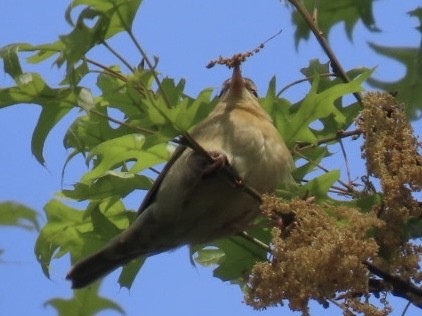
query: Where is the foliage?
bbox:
[0,202,40,260]
[1,0,422,315]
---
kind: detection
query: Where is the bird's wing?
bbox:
[136,144,187,215]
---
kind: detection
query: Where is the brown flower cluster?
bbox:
[246,196,383,315]
[359,92,422,251]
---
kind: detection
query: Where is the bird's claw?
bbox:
[202,151,229,176]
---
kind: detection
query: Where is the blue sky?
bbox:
[0,0,421,315]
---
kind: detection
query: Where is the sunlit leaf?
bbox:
[118,256,146,289]
[293,146,331,181]
[299,169,341,200]
[35,199,133,278]
[0,44,23,79]
[68,0,143,39]
[292,0,379,45]
[193,247,225,267]
[284,71,371,147]
[82,134,171,183]
[367,42,422,119]
[62,173,152,201]
[0,202,40,231]
[192,224,271,287]
[45,284,124,316]
[0,73,79,164]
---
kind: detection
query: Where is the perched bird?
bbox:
[66,65,294,289]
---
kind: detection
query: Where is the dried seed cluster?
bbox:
[359,92,422,250]
[359,92,422,280]
[244,92,422,315]
[246,196,383,315]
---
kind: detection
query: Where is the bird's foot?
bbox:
[202,151,229,176]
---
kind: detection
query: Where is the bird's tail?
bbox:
[67,209,178,289]
[66,243,138,289]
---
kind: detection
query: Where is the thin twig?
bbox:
[364,261,422,309]
[89,108,156,135]
[101,40,135,73]
[329,186,354,197]
[277,72,337,97]
[338,138,352,184]
[127,31,172,110]
[111,3,173,110]
[328,298,344,311]
[86,58,128,82]
[401,302,412,316]
[293,149,356,193]
[296,129,362,150]
[287,0,363,104]
[237,231,271,252]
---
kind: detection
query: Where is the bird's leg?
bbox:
[202,151,244,188]
[202,150,229,176]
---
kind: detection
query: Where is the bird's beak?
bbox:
[229,65,244,96]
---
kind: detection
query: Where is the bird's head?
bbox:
[219,65,258,103]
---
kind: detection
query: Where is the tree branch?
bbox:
[364,261,422,309]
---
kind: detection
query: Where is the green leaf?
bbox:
[45,284,124,316]
[35,200,86,277]
[61,60,90,86]
[35,199,132,278]
[91,206,122,237]
[193,247,225,267]
[262,77,294,146]
[64,109,127,156]
[68,0,143,39]
[300,60,368,139]
[212,236,268,286]
[367,42,422,119]
[0,201,40,231]
[342,193,383,214]
[292,146,331,181]
[0,44,23,79]
[409,7,422,33]
[82,134,171,183]
[298,169,341,200]
[292,0,379,45]
[27,41,65,64]
[62,173,152,201]
[406,216,422,239]
[54,0,142,66]
[174,87,215,131]
[284,71,371,147]
[118,256,146,289]
[97,67,147,118]
[192,224,270,287]
[0,73,80,164]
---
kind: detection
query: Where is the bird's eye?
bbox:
[248,87,258,98]
[244,78,258,98]
[218,78,258,98]
[219,87,228,98]
[219,79,231,97]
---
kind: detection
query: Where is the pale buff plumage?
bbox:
[66,66,294,289]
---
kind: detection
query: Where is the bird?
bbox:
[66,65,294,289]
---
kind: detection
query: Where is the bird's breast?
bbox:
[195,107,291,194]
